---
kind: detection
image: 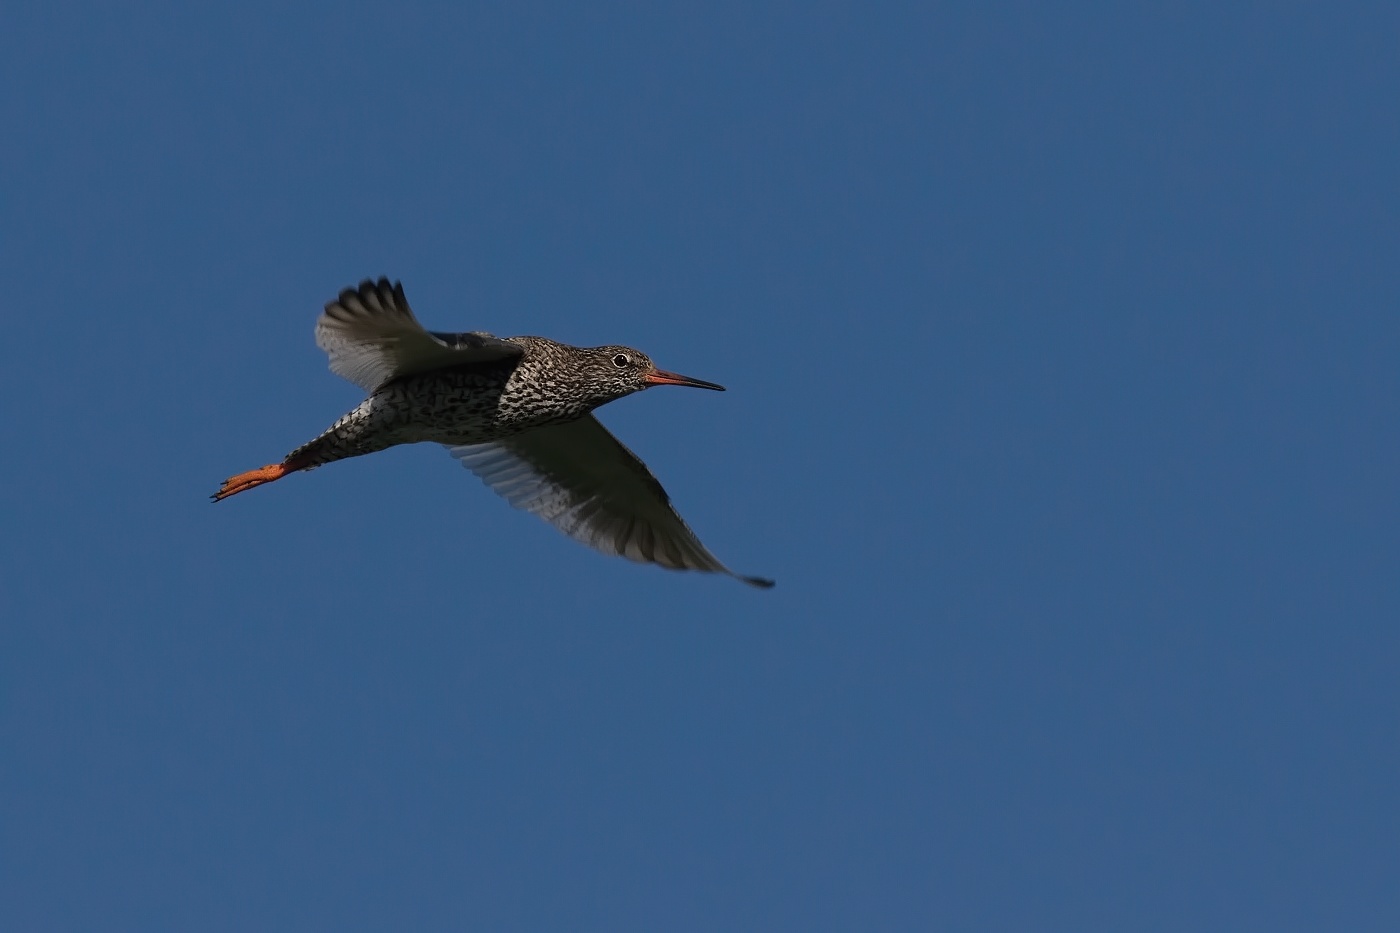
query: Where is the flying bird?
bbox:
[214,278,773,588]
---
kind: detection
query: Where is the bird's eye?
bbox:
[612,353,630,367]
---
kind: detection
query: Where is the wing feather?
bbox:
[314,278,522,391]
[446,416,773,587]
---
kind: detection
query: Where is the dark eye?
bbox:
[612,353,630,367]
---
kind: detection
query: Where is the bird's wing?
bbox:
[445,416,773,588]
[315,278,523,392]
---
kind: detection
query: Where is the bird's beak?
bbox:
[643,368,726,391]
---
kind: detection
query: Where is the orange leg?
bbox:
[212,461,298,501]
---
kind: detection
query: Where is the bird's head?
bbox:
[574,345,727,405]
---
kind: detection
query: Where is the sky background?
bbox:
[2,2,1397,930]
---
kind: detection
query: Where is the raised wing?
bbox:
[315,278,523,392]
[446,416,774,588]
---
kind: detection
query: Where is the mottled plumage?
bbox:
[215,278,773,588]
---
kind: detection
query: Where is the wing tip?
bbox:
[739,574,776,589]
[324,277,403,317]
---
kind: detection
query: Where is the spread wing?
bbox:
[315,278,523,392]
[446,416,774,588]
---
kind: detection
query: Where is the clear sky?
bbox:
[2,3,1397,930]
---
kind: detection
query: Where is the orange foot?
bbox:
[212,462,292,501]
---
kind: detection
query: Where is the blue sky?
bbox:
[2,2,1397,930]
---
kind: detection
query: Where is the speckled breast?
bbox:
[377,363,591,446]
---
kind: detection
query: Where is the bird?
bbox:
[213,278,774,588]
